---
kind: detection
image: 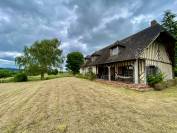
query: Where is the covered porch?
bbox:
[96,60,146,84]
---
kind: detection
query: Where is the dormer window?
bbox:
[91,56,97,62]
[91,52,100,62]
[84,55,91,63]
[85,58,89,63]
[110,46,119,56]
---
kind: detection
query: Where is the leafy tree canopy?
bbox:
[66,52,84,74]
[15,38,63,79]
[162,10,177,39]
[162,10,177,64]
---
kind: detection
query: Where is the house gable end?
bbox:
[140,36,171,64]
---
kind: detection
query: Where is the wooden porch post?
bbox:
[144,62,147,84]
[108,66,111,81]
[134,59,139,84]
[96,65,98,78]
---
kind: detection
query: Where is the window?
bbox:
[118,65,133,77]
[85,59,88,63]
[91,56,97,62]
[111,46,119,56]
[146,66,158,76]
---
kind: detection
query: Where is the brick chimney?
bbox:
[151,20,158,26]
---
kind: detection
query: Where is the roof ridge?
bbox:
[91,43,113,55]
[91,24,164,56]
[120,23,163,42]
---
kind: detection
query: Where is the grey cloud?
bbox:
[0,0,72,52]
[0,0,176,68]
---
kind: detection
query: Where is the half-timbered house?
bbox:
[80,20,176,84]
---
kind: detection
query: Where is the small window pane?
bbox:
[111,47,119,56]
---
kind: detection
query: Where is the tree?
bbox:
[66,52,84,74]
[162,10,177,38]
[162,10,177,63]
[15,38,63,79]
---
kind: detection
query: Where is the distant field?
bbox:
[0,77,177,133]
[0,73,72,83]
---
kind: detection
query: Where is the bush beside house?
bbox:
[154,79,177,91]
[147,72,164,86]
[147,72,177,91]
[147,72,171,91]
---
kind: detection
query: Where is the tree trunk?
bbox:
[41,72,44,80]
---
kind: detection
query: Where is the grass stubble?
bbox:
[0,77,177,133]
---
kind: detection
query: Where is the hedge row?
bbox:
[0,69,17,78]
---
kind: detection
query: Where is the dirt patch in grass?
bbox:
[0,77,177,133]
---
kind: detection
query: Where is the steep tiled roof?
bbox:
[83,23,175,67]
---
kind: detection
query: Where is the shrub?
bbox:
[76,73,86,79]
[153,79,177,91]
[147,72,164,86]
[76,72,96,81]
[154,81,167,91]
[85,72,96,80]
[59,71,63,74]
[48,69,58,75]
[175,67,177,77]
[14,73,28,82]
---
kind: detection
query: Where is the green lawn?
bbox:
[0,77,177,133]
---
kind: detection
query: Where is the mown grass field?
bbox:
[0,77,177,133]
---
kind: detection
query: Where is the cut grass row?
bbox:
[0,77,177,132]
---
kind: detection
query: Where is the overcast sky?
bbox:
[0,0,177,68]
